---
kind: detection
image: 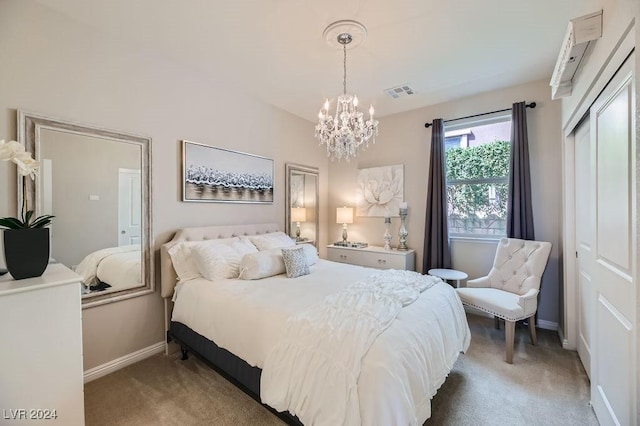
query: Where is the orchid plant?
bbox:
[0,139,54,229]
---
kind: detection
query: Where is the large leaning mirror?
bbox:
[19,111,152,308]
[285,163,319,247]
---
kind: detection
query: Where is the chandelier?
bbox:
[315,20,379,162]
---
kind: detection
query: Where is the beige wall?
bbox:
[328,79,564,325]
[0,1,327,370]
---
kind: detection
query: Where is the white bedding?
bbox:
[75,245,141,289]
[261,269,439,425]
[95,250,142,290]
[171,259,470,425]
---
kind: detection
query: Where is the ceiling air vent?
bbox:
[384,85,415,99]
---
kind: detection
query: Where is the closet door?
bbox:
[589,53,637,426]
[574,117,592,378]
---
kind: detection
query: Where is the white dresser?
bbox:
[0,264,85,425]
[327,244,415,271]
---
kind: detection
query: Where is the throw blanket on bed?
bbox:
[260,269,440,426]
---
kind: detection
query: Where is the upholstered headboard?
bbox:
[160,223,280,298]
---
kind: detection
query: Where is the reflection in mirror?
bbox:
[19,111,152,308]
[285,163,319,247]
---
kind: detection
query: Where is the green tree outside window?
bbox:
[446,140,510,236]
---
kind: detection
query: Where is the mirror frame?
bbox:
[285,163,319,247]
[18,110,153,308]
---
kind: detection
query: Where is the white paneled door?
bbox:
[118,168,142,246]
[589,54,637,426]
[574,117,592,378]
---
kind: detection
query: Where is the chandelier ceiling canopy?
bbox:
[314,20,379,162]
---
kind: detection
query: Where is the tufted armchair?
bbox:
[456,238,552,363]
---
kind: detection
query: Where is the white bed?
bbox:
[161,224,470,425]
[75,245,142,290]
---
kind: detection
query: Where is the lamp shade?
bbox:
[291,207,306,223]
[336,206,354,224]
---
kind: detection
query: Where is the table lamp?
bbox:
[291,207,307,241]
[336,206,354,243]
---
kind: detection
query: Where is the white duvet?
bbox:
[95,250,142,290]
[75,244,140,286]
[171,260,470,425]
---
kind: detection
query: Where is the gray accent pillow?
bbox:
[281,247,310,278]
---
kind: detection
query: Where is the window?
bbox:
[445,118,512,238]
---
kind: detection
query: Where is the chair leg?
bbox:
[505,320,515,364]
[494,316,500,329]
[528,314,537,346]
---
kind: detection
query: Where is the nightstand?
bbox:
[327,245,415,271]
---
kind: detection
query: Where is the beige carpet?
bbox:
[84,314,597,426]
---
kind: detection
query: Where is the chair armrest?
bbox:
[466,276,490,288]
[517,288,539,316]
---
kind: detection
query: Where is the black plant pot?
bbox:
[3,228,50,280]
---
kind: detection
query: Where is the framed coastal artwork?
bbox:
[355,164,404,217]
[182,140,274,203]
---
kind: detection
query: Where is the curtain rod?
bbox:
[424,102,536,128]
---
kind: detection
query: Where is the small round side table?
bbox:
[428,268,468,288]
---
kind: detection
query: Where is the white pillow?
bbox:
[299,244,318,266]
[238,248,286,280]
[235,237,260,256]
[248,232,296,251]
[167,237,239,282]
[192,243,240,280]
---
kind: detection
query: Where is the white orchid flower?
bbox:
[14,157,39,180]
[0,139,39,179]
[0,139,25,160]
[0,139,49,225]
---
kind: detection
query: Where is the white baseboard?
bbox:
[464,306,559,331]
[557,326,573,349]
[83,341,165,383]
[537,319,558,331]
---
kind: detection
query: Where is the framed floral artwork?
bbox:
[355,164,404,217]
[182,140,274,203]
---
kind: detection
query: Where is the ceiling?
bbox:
[36,0,603,122]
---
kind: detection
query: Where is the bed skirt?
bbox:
[167,321,302,426]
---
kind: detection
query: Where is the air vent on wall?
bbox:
[384,85,415,99]
[550,10,603,100]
